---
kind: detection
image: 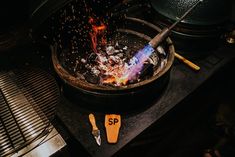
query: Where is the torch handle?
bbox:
[174,52,200,71]
[148,0,203,48]
[148,28,170,48]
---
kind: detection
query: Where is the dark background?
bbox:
[0,0,235,157]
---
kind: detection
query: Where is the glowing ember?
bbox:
[87,17,157,86]
[118,44,155,84]
[102,44,155,85]
[89,17,107,53]
[87,17,130,86]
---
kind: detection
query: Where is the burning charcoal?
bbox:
[98,54,108,63]
[123,46,128,50]
[73,60,79,72]
[109,55,121,64]
[115,42,119,47]
[85,64,91,69]
[108,58,115,66]
[76,72,85,80]
[88,53,98,64]
[106,45,115,55]
[148,52,159,66]
[91,67,100,76]
[160,59,167,69]
[84,72,100,84]
[116,53,124,58]
[81,58,86,63]
[157,46,166,56]
[114,42,122,50]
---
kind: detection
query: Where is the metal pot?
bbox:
[51,16,175,113]
[149,0,233,52]
[150,0,232,26]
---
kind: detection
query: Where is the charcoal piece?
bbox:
[157,46,167,57]
[91,67,100,75]
[149,52,159,66]
[114,42,120,48]
[139,63,154,79]
[116,53,124,58]
[109,55,121,64]
[84,72,100,84]
[123,46,128,50]
[106,45,115,55]
[81,58,86,63]
[87,53,98,64]
[75,72,85,80]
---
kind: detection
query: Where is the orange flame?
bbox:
[102,64,129,86]
[89,17,107,53]
[103,44,155,86]
[88,17,131,86]
[103,75,128,86]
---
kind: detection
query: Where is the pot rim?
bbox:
[51,16,175,93]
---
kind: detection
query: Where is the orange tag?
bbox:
[105,114,121,143]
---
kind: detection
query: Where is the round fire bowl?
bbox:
[52,16,175,113]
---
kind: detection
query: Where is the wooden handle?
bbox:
[89,114,98,130]
[175,52,200,71]
[105,114,121,143]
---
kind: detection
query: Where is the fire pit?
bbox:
[49,3,175,112]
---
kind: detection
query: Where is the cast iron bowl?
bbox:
[51,16,175,113]
[150,0,232,26]
[149,0,233,52]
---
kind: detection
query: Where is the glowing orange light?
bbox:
[103,75,128,86]
[88,16,146,86]
[89,17,107,53]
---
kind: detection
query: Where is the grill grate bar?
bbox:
[3,107,37,122]
[24,123,49,140]
[20,117,46,132]
[0,125,7,134]
[0,107,11,115]
[5,114,45,134]
[19,84,56,97]
[17,74,53,86]
[0,104,35,120]
[0,73,38,153]
[0,138,11,148]
[0,88,27,144]
[23,91,58,120]
[23,88,58,105]
[0,69,59,156]
[0,111,15,150]
[0,144,13,156]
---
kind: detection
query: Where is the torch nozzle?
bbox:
[148,0,203,48]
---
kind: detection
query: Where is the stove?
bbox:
[0,0,235,157]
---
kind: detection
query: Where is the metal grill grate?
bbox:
[0,69,60,157]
